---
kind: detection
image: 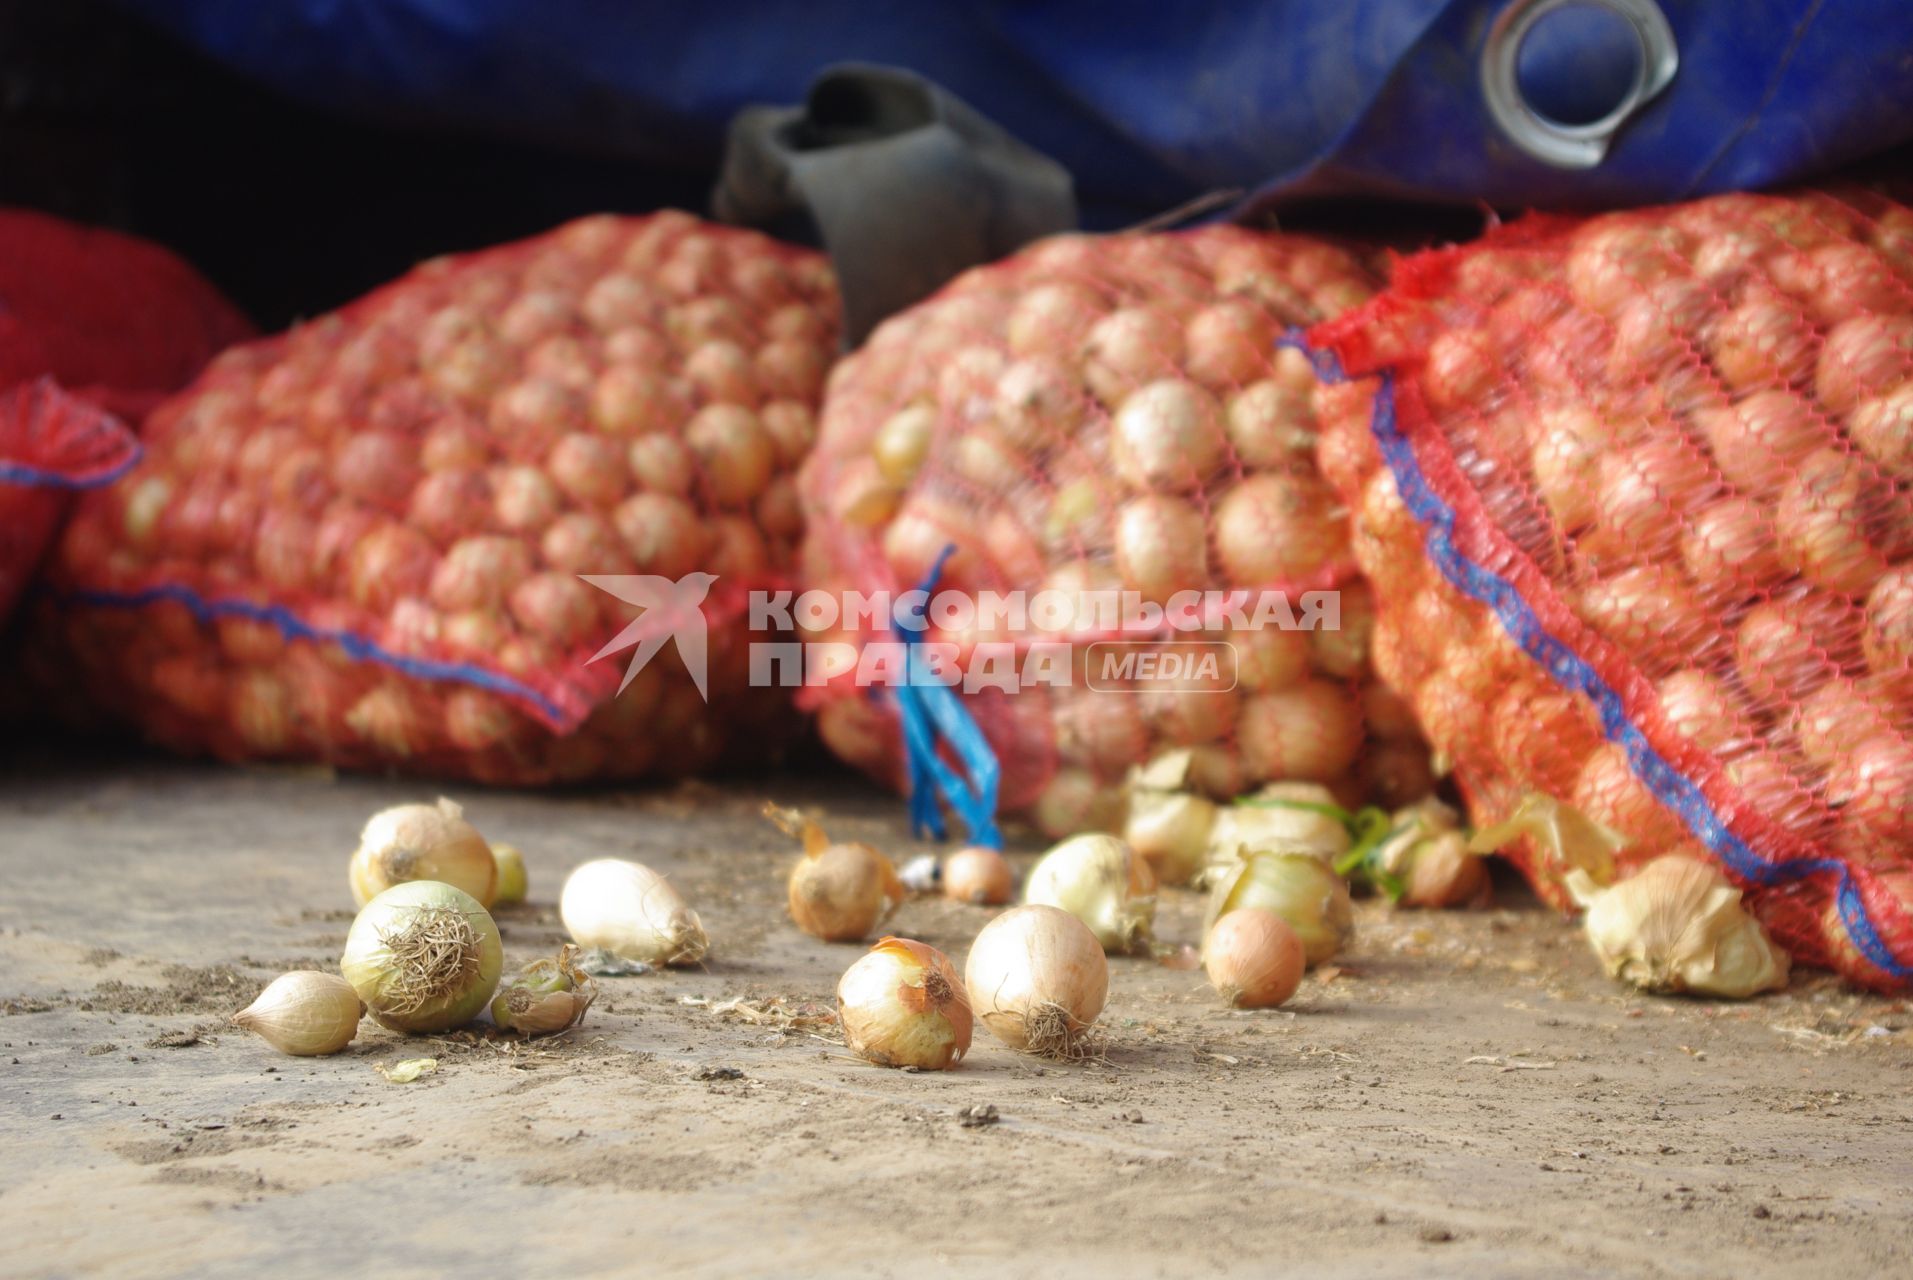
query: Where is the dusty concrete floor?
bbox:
[1,751,1910,1279]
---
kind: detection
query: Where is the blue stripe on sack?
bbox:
[1278,332,1910,980]
[0,439,145,490]
[61,582,570,725]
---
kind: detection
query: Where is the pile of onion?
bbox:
[798,225,1433,832]
[1313,187,1913,986]
[43,211,839,785]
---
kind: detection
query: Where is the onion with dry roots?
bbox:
[942,847,1016,905]
[767,803,904,942]
[964,904,1109,1060]
[349,798,497,907]
[1204,908,1305,1008]
[340,880,504,1033]
[560,858,709,966]
[231,971,364,1056]
[837,937,973,1069]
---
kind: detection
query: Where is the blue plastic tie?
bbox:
[890,544,1002,848]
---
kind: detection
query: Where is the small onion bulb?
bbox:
[943,847,1016,905]
[1203,909,1305,1008]
[1022,834,1157,954]
[560,858,709,966]
[490,946,595,1037]
[231,971,364,1056]
[491,843,528,906]
[964,904,1109,1059]
[837,937,973,1070]
[349,798,497,908]
[341,881,504,1033]
[768,803,904,942]
[1206,850,1352,967]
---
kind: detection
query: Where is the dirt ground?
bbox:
[1,751,1910,1279]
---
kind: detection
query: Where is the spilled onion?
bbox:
[1022,834,1157,954]
[1206,849,1352,967]
[964,904,1108,1060]
[837,937,972,1069]
[231,971,364,1056]
[349,798,497,908]
[561,858,709,966]
[767,802,904,942]
[341,880,504,1033]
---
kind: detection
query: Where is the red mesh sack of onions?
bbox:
[1,209,253,624]
[1308,187,1913,989]
[36,212,838,784]
[797,226,1436,841]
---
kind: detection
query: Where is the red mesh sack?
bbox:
[1309,188,1913,989]
[1,209,253,622]
[798,227,1434,847]
[37,212,839,784]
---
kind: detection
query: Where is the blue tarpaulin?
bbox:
[117,1,1913,220]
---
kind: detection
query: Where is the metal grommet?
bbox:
[1481,0,1679,169]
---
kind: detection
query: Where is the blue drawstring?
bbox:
[890,545,1002,848]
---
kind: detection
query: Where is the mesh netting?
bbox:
[34,212,840,784]
[798,226,1434,840]
[1309,188,1913,989]
[1,209,252,625]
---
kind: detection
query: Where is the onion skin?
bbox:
[349,798,498,908]
[943,847,1016,905]
[1204,909,1305,1008]
[964,904,1109,1058]
[837,937,973,1070]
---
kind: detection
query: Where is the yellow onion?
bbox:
[1204,909,1305,1008]
[964,904,1108,1059]
[349,798,497,908]
[1206,850,1352,966]
[943,847,1016,905]
[1374,799,1488,909]
[560,858,709,966]
[341,881,504,1033]
[231,971,364,1056]
[1203,782,1352,882]
[837,937,973,1069]
[1566,855,1789,998]
[1124,788,1216,886]
[491,843,529,906]
[767,803,904,942]
[1022,834,1157,954]
[490,946,595,1036]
